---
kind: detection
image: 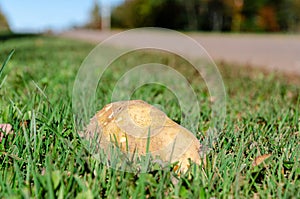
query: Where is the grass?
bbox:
[0,34,299,198]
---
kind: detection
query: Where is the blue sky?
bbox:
[0,0,123,32]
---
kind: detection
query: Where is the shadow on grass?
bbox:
[0,31,39,41]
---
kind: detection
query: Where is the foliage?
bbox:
[112,0,300,32]
[85,1,102,30]
[0,7,10,32]
[112,0,186,29]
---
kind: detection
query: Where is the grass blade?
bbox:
[0,49,15,79]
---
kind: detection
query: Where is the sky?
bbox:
[0,0,123,33]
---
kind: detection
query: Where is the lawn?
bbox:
[0,34,299,198]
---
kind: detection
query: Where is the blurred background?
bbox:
[1,0,300,33]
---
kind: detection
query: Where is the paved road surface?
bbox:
[61,29,300,75]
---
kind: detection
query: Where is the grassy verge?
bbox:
[0,35,299,198]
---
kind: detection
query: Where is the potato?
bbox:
[83,100,205,173]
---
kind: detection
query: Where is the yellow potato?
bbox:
[83,100,205,172]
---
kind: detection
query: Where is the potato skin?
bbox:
[84,100,205,172]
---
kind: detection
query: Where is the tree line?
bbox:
[111,0,300,32]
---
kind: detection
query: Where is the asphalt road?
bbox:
[61,29,300,75]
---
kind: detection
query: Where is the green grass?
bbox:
[0,34,299,198]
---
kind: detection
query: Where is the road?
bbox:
[60,29,300,75]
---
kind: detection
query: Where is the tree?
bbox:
[111,0,300,32]
[241,0,281,32]
[277,0,300,32]
[0,7,10,32]
[86,0,102,29]
[111,0,187,29]
[111,0,153,28]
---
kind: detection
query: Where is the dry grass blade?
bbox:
[252,154,272,167]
